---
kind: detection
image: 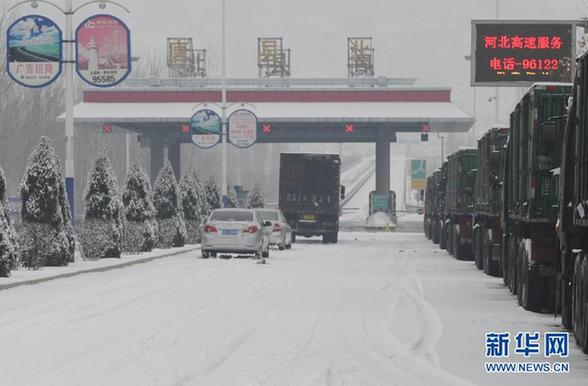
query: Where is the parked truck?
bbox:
[557,55,588,352]
[424,175,435,240]
[279,153,344,244]
[424,167,447,245]
[502,83,571,312]
[436,162,449,249]
[445,149,478,260]
[473,126,508,276]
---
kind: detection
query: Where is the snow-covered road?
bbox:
[1,232,587,386]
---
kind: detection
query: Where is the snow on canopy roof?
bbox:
[66,101,474,131]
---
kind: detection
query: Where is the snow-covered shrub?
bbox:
[246,183,265,208]
[122,162,157,253]
[179,172,208,244]
[78,155,124,260]
[19,137,74,268]
[0,165,18,277]
[153,162,186,248]
[204,178,221,210]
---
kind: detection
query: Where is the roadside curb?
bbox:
[0,246,200,291]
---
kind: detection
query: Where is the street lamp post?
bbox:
[8,0,129,220]
[221,0,228,207]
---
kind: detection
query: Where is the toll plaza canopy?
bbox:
[67,77,475,192]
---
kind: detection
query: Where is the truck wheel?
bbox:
[518,240,543,312]
[449,224,455,256]
[501,233,509,287]
[508,236,518,294]
[573,253,588,353]
[581,253,588,354]
[440,222,447,250]
[474,225,483,270]
[432,221,440,244]
[330,232,338,244]
[322,234,330,244]
[517,240,525,306]
[560,249,573,330]
[452,225,459,259]
[201,250,209,259]
[291,233,296,243]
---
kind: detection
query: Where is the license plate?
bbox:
[303,214,315,221]
[221,229,238,236]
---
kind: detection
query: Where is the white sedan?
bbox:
[201,209,270,258]
[257,208,293,250]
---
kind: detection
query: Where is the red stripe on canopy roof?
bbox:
[83,89,451,103]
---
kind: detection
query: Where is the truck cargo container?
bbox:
[502,83,571,312]
[445,149,478,260]
[473,126,508,276]
[557,54,588,353]
[279,153,344,244]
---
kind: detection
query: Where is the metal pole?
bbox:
[221,0,228,207]
[64,0,75,220]
[125,132,130,176]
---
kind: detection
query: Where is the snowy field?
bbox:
[1,232,587,385]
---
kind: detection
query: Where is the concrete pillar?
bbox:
[150,137,164,182]
[375,134,390,194]
[168,142,181,180]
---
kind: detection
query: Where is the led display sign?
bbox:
[471,21,574,86]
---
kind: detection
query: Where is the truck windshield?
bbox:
[210,210,253,222]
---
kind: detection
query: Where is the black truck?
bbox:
[558,53,588,352]
[279,153,344,244]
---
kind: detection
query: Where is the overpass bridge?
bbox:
[71,77,474,196]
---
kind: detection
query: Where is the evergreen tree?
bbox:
[19,137,74,268]
[204,177,221,210]
[78,155,124,259]
[193,173,210,219]
[246,183,266,208]
[0,165,18,277]
[122,162,157,252]
[153,162,186,248]
[179,172,205,244]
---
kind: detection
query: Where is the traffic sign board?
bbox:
[76,14,131,87]
[228,109,257,148]
[6,15,62,88]
[191,109,221,148]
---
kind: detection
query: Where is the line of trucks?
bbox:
[424,53,588,354]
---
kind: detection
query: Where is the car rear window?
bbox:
[257,210,278,221]
[210,210,253,222]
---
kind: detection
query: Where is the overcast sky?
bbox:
[24,0,588,133]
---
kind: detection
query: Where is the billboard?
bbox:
[6,15,62,88]
[348,37,375,78]
[228,109,257,148]
[76,14,131,87]
[411,160,427,190]
[471,20,574,86]
[191,109,221,148]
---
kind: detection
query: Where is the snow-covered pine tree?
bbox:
[204,177,221,210]
[78,155,124,259]
[122,162,157,252]
[246,183,266,208]
[0,165,18,277]
[153,162,186,248]
[193,172,210,220]
[19,137,74,268]
[179,173,205,244]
